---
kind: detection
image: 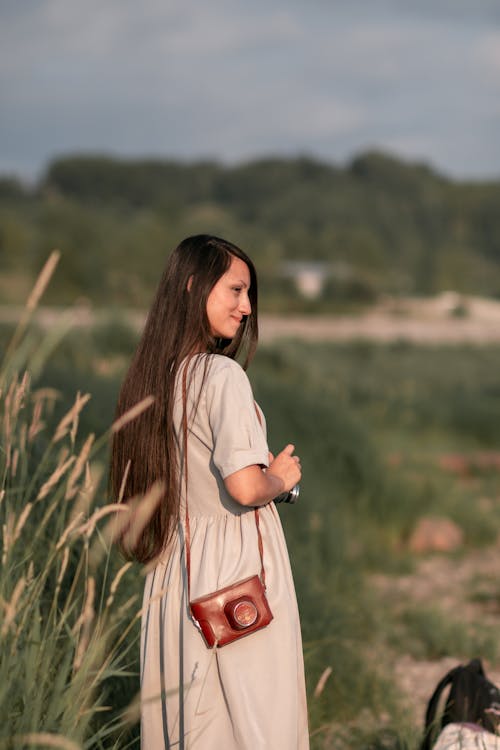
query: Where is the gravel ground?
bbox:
[372,542,500,728]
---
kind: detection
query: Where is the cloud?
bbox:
[474,31,500,78]
[0,0,499,178]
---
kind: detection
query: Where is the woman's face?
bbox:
[206,255,251,339]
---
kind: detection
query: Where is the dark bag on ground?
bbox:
[421,658,500,750]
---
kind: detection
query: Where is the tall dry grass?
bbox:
[0,255,158,749]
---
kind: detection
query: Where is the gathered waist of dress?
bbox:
[180,502,273,521]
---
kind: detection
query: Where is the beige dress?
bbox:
[140,354,309,749]
[433,724,500,749]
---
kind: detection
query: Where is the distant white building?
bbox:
[283,261,329,299]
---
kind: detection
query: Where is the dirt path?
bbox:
[259,311,500,344]
[260,295,500,344]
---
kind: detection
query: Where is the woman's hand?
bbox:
[224,444,301,507]
[267,444,301,494]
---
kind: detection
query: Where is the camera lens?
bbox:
[273,484,300,504]
[225,598,258,629]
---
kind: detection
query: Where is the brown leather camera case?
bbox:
[190,574,273,648]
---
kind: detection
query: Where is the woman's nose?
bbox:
[239,293,251,316]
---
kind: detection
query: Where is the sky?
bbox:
[1,0,500,181]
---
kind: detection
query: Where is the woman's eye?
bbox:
[232,287,242,293]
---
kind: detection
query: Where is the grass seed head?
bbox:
[65,434,95,500]
[1,577,27,636]
[28,398,45,442]
[13,503,33,543]
[73,576,96,671]
[53,392,91,444]
[37,454,76,501]
[105,562,133,608]
[111,395,155,433]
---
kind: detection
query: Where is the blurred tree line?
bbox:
[1,150,500,311]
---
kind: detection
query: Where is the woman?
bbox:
[111,235,309,749]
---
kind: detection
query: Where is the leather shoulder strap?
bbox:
[183,364,267,601]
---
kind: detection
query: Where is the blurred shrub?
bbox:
[3,150,500,307]
[391,606,498,662]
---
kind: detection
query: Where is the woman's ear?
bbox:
[187,275,194,292]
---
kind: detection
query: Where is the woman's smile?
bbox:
[206,256,251,339]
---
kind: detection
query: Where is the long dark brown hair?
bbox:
[110,235,259,563]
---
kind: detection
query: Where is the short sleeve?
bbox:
[205,360,269,479]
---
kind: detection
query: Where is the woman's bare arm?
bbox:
[224,444,301,507]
